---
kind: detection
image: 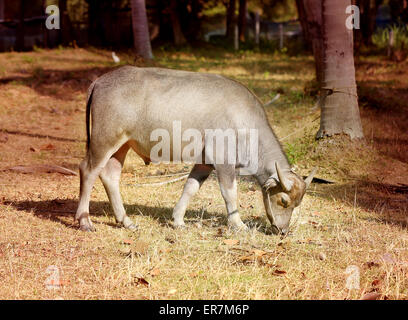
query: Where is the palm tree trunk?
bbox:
[16,0,25,51]
[130,0,153,59]
[59,0,73,46]
[238,0,247,42]
[316,0,363,139]
[169,0,187,46]
[296,0,309,44]
[226,0,236,41]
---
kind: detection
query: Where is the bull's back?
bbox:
[90,66,270,156]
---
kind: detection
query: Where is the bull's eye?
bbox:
[278,194,291,208]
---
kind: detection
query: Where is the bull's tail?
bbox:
[85,82,96,152]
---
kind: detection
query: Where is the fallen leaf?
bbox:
[133,277,149,287]
[237,254,270,266]
[252,249,267,257]
[46,279,69,287]
[361,292,381,300]
[40,143,56,151]
[364,261,380,269]
[149,268,160,277]
[238,255,257,264]
[223,239,239,246]
[273,269,287,275]
[215,228,224,237]
[165,236,176,244]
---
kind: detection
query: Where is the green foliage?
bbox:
[284,130,316,165]
[21,55,35,64]
[249,0,298,22]
[372,25,408,51]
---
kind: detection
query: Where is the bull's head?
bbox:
[262,162,316,235]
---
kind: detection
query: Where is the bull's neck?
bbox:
[254,126,291,186]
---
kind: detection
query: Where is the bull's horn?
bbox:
[275,162,293,192]
[304,167,317,188]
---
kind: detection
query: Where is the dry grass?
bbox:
[0,47,407,300]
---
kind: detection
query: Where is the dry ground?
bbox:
[0,47,407,300]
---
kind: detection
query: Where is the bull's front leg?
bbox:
[216,165,248,231]
[173,164,213,228]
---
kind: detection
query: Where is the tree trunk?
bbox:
[59,0,73,46]
[254,11,260,45]
[238,0,247,42]
[130,0,153,59]
[169,0,187,45]
[226,0,236,41]
[355,0,381,47]
[16,0,25,51]
[302,0,324,85]
[317,0,364,140]
[296,0,309,44]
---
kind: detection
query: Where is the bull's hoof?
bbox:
[122,216,137,231]
[78,214,96,232]
[172,221,187,229]
[125,223,138,231]
[229,223,249,233]
[80,223,96,232]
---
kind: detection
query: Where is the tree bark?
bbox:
[16,0,25,51]
[238,0,247,42]
[169,0,187,45]
[296,0,309,44]
[59,0,73,46]
[316,0,364,140]
[355,0,381,46]
[130,0,153,59]
[226,0,236,41]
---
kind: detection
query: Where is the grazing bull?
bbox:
[75,66,315,234]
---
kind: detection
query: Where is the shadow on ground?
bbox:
[7,198,272,234]
[317,180,408,228]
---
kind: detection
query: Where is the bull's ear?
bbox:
[304,167,317,188]
[263,176,278,191]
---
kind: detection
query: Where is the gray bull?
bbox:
[75,66,315,234]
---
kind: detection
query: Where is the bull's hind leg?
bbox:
[76,155,105,231]
[76,138,128,231]
[99,143,137,230]
[215,164,248,231]
[173,164,213,227]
